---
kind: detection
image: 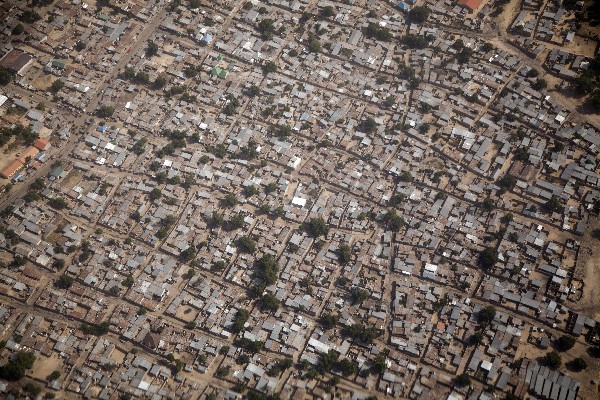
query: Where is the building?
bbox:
[18,146,40,164]
[457,0,483,11]
[33,138,51,151]
[0,49,33,75]
[142,332,162,349]
[0,159,24,179]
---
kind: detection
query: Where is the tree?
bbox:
[12,23,24,35]
[0,67,11,85]
[456,47,473,64]
[231,309,249,333]
[146,41,159,57]
[307,33,321,53]
[121,275,134,287]
[468,331,484,345]
[54,275,74,289]
[477,306,497,325]
[221,193,238,208]
[543,350,562,369]
[480,197,495,212]
[96,105,115,118]
[343,323,383,344]
[358,117,377,133]
[305,217,329,237]
[383,209,404,232]
[254,254,279,285]
[50,79,64,93]
[454,373,471,387]
[19,10,42,23]
[567,357,587,372]
[149,188,162,201]
[555,335,576,352]
[408,6,430,23]
[48,370,61,380]
[497,174,517,192]
[48,197,67,210]
[81,321,110,336]
[262,60,277,74]
[0,351,36,381]
[319,5,335,18]
[247,85,260,97]
[363,22,392,42]
[338,243,352,264]
[258,292,280,312]
[401,34,430,49]
[257,19,275,39]
[319,313,338,330]
[532,78,548,91]
[543,195,562,214]
[237,236,257,254]
[152,74,167,90]
[478,247,498,271]
[350,287,370,305]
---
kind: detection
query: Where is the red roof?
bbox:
[458,0,482,11]
[33,138,51,151]
[0,159,24,179]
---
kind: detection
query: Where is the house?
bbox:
[457,0,483,12]
[33,138,51,151]
[396,2,410,11]
[0,49,33,75]
[142,332,162,349]
[18,147,40,164]
[0,159,23,179]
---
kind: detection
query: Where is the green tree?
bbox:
[305,217,329,237]
[0,351,36,381]
[152,74,167,89]
[257,19,275,39]
[149,188,162,201]
[0,67,11,85]
[567,357,587,372]
[338,243,352,264]
[319,313,338,330]
[477,306,497,325]
[350,287,369,305]
[555,335,576,352]
[96,105,114,118]
[478,247,498,271]
[263,60,277,74]
[48,370,61,380]
[54,275,74,289]
[12,23,25,35]
[454,373,471,387]
[50,79,64,93]
[231,309,249,333]
[408,6,430,23]
[258,293,280,312]
[237,235,257,254]
[543,350,562,369]
[146,41,159,57]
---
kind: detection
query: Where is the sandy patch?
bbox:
[31,354,63,381]
[571,216,600,320]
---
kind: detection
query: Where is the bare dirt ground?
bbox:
[31,354,63,381]
[571,217,600,320]
[31,72,58,92]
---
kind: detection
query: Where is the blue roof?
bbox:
[203,34,213,43]
[97,125,109,133]
[300,113,309,121]
[397,1,410,10]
